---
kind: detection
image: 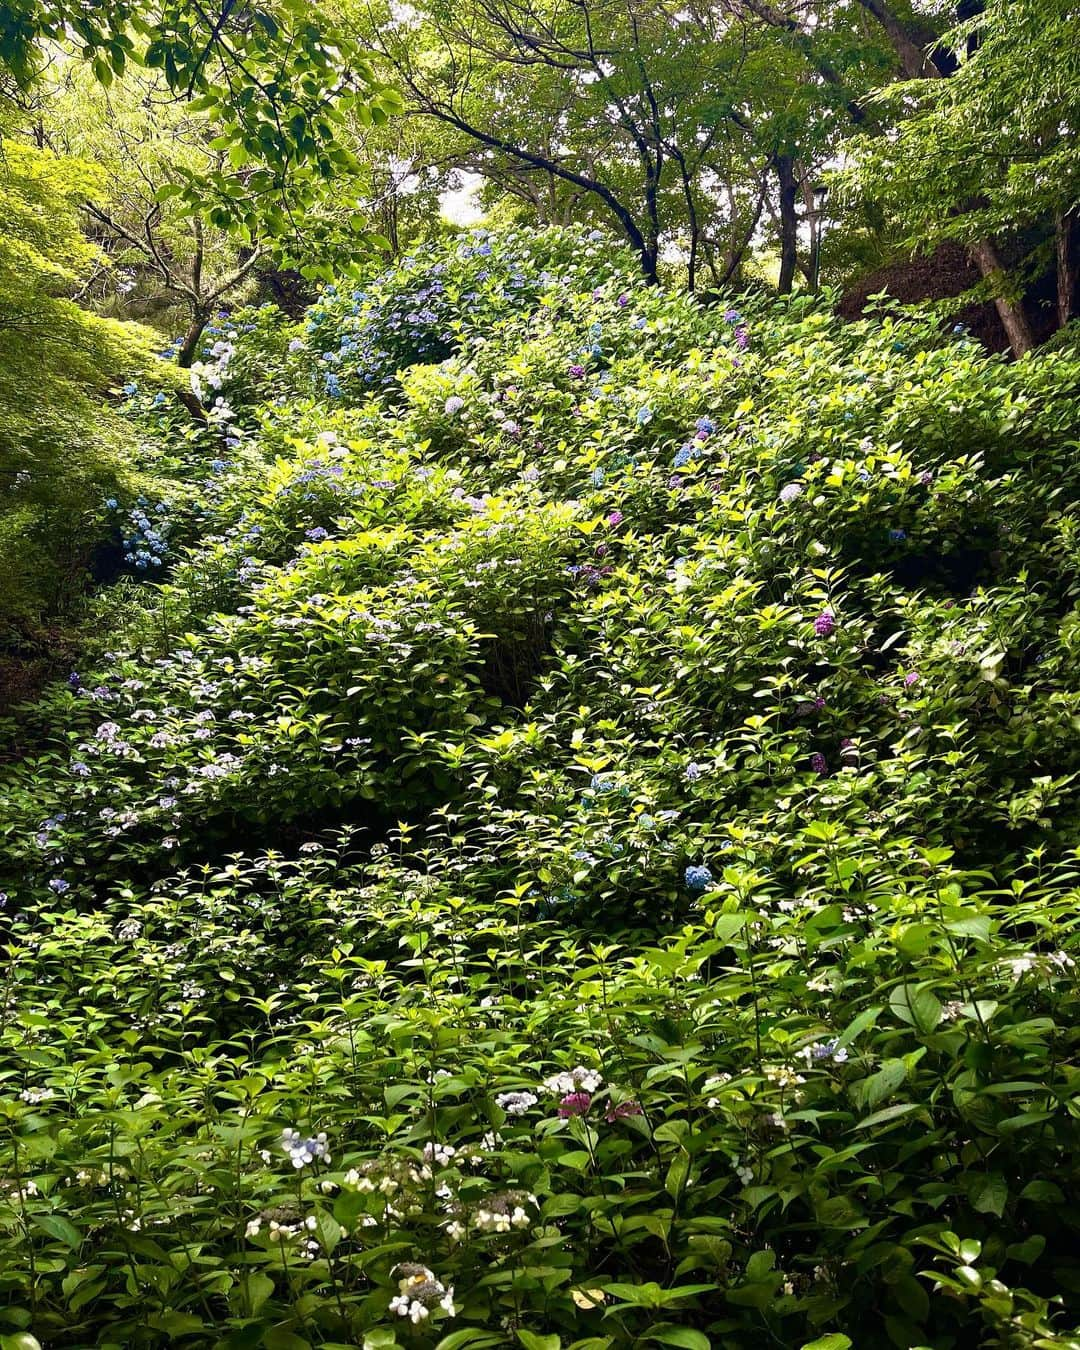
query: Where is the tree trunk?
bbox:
[1056,209,1078,331]
[775,155,798,295]
[968,240,1035,355]
[855,0,937,78]
[177,310,210,369]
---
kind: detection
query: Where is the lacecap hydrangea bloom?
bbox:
[542,1065,603,1095]
[280,1128,330,1169]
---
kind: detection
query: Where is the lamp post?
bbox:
[809,183,829,295]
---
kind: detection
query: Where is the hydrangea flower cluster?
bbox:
[471,1190,537,1234]
[495,1090,538,1115]
[542,1065,603,1095]
[110,497,171,571]
[684,864,713,893]
[280,1128,330,1169]
[389,1265,455,1323]
[799,1038,849,1064]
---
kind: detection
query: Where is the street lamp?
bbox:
[809,182,830,295]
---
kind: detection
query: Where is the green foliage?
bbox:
[841,0,1080,257]
[2,0,402,266]
[0,141,155,646]
[4,229,1080,1347]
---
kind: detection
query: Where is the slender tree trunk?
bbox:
[968,240,1035,355]
[177,309,210,369]
[1055,209,1078,330]
[775,155,799,295]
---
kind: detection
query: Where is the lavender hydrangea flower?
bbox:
[779,482,804,503]
[813,612,836,637]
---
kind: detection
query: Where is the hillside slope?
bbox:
[3,230,1080,1349]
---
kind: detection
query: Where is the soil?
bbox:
[837,240,1058,353]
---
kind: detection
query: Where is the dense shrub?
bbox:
[3,229,1080,1349]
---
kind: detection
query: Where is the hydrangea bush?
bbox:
[3,228,1080,1348]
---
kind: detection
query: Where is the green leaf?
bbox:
[31,1215,81,1249]
[889,984,942,1034]
[852,1058,907,1111]
[517,1334,561,1350]
[244,1271,274,1316]
[800,1337,853,1350]
[0,1336,43,1350]
[435,1333,505,1350]
[362,1332,398,1350]
[643,1328,711,1350]
[854,1102,923,1131]
[970,1173,1008,1217]
[665,1152,690,1199]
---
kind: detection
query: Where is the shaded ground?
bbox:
[837,240,1058,353]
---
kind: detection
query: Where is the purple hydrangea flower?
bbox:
[558,1092,592,1118]
[608,510,624,527]
[813,612,836,638]
[810,752,828,776]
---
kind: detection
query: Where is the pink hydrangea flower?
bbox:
[558,1092,592,1118]
[606,1101,643,1123]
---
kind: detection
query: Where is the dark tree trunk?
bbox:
[1056,209,1078,330]
[177,310,210,369]
[775,154,799,295]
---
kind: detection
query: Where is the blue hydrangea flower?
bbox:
[673,445,693,469]
[684,864,713,893]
